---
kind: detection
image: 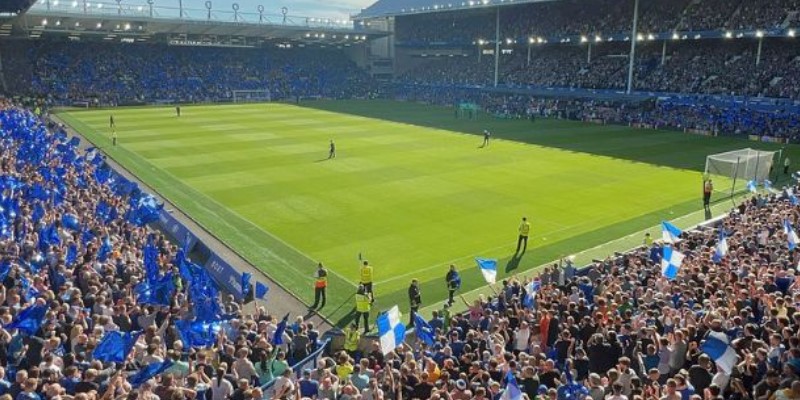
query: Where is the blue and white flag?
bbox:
[522,279,541,309]
[377,305,406,355]
[476,258,497,284]
[661,221,682,243]
[786,188,799,205]
[785,220,799,250]
[414,313,435,346]
[700,331,737,374]
[747,180,757,193]
[501,371,523,400]
[661,246,685,280]
[764,179,775,192]
[712,231,728,263]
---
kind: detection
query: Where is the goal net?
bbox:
[232,90,271,103]
[705,148,778,196]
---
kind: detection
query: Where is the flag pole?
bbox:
[730,156,740,207]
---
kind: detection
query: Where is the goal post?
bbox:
[232,90,272,103]
[704,148,778,200]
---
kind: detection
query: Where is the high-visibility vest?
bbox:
[344,328,361,352]
[355,294,371,312]
[360,266,373,283]
[315,269,328,288]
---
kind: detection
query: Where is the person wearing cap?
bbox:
[450,379,472,400]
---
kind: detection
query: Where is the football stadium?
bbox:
[2,0,800,398]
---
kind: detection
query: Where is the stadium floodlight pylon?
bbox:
[704,148,778,202]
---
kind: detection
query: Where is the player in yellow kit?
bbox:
[359,260,374,303]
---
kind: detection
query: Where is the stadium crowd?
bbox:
[395,0,800,45]
[3,93,800,400]
[265,175,800,400]
[3,42,376,105]
[0,100,324,400]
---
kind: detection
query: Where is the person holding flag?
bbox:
[445,264,461,306]
[354,284,371,333]
[310,262,328,310]
[359,260,374,303]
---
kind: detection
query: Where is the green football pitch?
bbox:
[57,100,792,326]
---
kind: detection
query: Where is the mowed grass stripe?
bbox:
[60,101,793,326]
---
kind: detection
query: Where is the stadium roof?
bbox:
[3,0,387,43]
[356,0,549,19]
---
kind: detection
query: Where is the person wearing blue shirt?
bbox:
[297,370,319,399]
[445,265,461,306]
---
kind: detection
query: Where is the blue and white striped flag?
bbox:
[501,371,523,400]
[746,180,757,193]
[476,258,497,284]
[522,279,541,309]
[661,221,682,243]
[377,305,406,355]
[712,231,728,263]
[700,331,737,374]
[784,220,799,250]
[661,246,684,280]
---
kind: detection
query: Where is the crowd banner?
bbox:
[205,253,245,301]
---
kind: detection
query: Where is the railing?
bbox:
[259,338,331,397]
[29,0,366,31]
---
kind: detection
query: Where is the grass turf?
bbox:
[57,100,793,326]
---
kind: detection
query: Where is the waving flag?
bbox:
[746,180,757,193]
[128,360,174,387]
[501,371,523,400]
[5,304,48,335]
[273,313,290,345]
[241,272,252,298]
[135,273,175,306]
[712,231,728,263]
[377,305,406,355]
[97,236,113,262]
[175,320,221,348]
[143,236,159,283]
[476,258,497,284]
[764,179,775,192]
[93,331,141,363]
[522,279,541,309]
[661,246,685,280]
[66,243,78,266]
[61,214,80,231]
[661,221,682,243]
[786,188,799,205]
[785,219,799,250]
[414,313,435,346]
[255,282,269,300]
[701,331,737,374]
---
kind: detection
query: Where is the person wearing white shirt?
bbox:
[210,369,234,400]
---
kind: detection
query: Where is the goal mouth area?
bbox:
[704,148,780,196]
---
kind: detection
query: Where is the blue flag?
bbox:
[502,371,523,400]
[175,320,221,348]
[66,243,78,266]
[255,282,269,300]
[413,313,435,346]
[135,273,175,306]
[747,180,757,193]
[143,236,159,283]
[5,304,48,335]
[93,331,141,363]
[273,313,290,345]
[61,214,80,231]
[97,236,112,262]
[128,360,174,387]
[241,272,252,298]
